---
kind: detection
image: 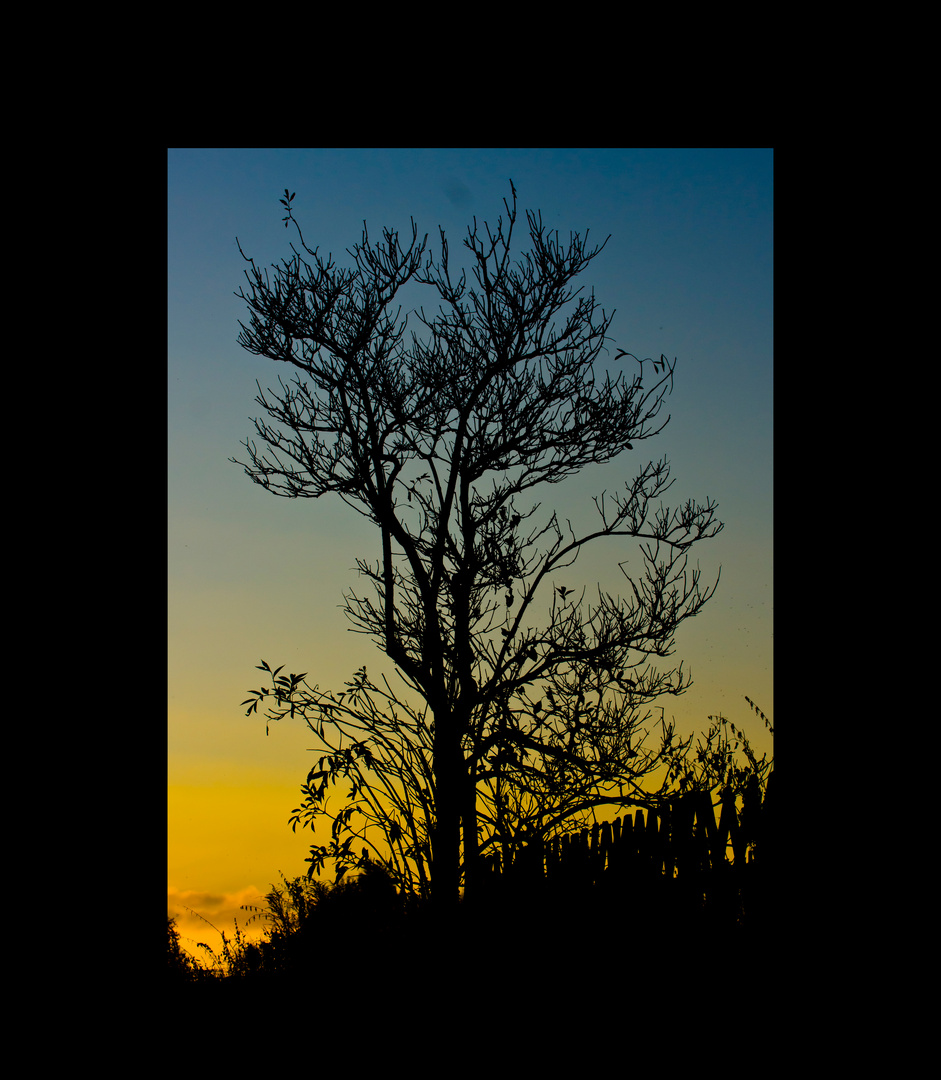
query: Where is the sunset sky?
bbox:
[168,148,773,961]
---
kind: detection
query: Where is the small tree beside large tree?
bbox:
[234,183,723,914]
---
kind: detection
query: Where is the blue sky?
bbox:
[167,148,772,933]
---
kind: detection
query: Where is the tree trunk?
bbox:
[432,714,463,918]
[462,764,479,901]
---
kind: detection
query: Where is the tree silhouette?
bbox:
[234,184,723,914]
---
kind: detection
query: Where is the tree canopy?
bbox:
[235,184,723,910]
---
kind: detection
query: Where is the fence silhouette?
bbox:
[478,772,775,932]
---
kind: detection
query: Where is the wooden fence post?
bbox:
[718,787,746,866]
[600,819,613,881]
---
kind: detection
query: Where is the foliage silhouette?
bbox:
[673,696,772,812]
[234,184,724,912]
[168,916,206,983]
[172,861,434,985]
[171,704,772,986]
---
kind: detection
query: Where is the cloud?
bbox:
[168,884,269,959]
[442,176,472,208]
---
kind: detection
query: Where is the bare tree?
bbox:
[234,184,723,912]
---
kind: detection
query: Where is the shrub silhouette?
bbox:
[174,703,773,984]
[168,915,214,983]
[208,860,428,984]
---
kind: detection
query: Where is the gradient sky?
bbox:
[168,147,773,959]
